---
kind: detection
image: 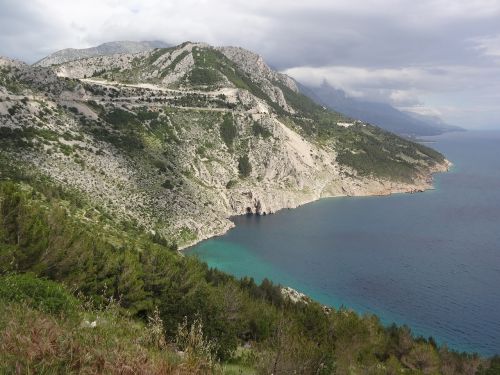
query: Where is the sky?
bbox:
[1,0,499,128]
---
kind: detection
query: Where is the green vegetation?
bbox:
[0,178,491,374]
[0,273,79,316]
[191,45,446,182]
[191,47,279,109]
[265,79,446,181]
[0,43,474,373]
[220,113,237,149]
[238,155,252,178]
[252,121,272,139]
[104,107,139,127]
[0,66,26,94]
[479,356,500,375]
[334,125,445,182]
[146,47,171,65]
[226,179,238,189]
[0,282,218,374]
[188,67,222,86]
[160,50,190,78]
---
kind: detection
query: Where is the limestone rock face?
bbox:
[218,46,298,113]
[0,42,449,248]
[218,46,298,93]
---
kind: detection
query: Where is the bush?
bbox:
[189,67,221,86]
[238,155,252,178]
[220,114,237,148]
[0,179,489,373]
[226,179,237,189]
[137,108,159,121]
[252,122,272,138]
[104,108,138,127]
[0,273,78,316]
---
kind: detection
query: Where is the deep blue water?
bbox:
[187,130,500,356]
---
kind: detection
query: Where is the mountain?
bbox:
[0,42,490,373]
[1,41,448,248]
[302,81,463,136]
[33,40,170,67]
[1,42,449,247]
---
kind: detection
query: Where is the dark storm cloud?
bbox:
[1,0,499,127]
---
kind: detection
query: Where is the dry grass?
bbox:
[0,303,219,375]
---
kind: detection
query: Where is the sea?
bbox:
[186,130,500,356]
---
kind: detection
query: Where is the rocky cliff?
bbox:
[0,42,449,248]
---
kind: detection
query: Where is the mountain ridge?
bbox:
[1,42,448,248]
[33,40,170,67]
[301,81,464,136]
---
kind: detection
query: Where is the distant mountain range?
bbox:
[301,82,464,136]
[34,40,170,67]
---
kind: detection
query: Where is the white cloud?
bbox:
[284,63,500,127]
[471,34,500,58]
[2,0,500,128]
[284,64,500,94]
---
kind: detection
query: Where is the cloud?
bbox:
[283,63,500,127]
[1,0,500,128]
[284,64,500,97]
[471,34,500,58]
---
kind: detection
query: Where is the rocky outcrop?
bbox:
[218,46,298,93]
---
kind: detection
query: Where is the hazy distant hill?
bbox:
[33,40,170,67]
[302,82,463,136]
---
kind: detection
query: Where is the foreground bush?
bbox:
[0,273,78,316]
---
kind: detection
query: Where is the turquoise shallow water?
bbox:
[187,130,500,356]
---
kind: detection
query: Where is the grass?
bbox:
[0,273,79,317]
[0,275,225,374]
[0,302,186,374]
[222,364,256,375]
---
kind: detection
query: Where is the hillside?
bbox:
[0,179,494,374]
[34,40,170,67]
[302,82,463,136]
[0,42,448,248]
[1,41,497,374]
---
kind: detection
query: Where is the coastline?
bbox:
[180,150,500,356]
[180,159,451,251]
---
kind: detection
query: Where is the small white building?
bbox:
[337,122,355,128]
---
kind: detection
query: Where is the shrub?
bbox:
[162,179,174,189]
[104,108,138,127]
[252,122,272,138]
[176,317,219,371]
[226,179,237,189]
[238,155,252,178]
[0,273,78,316]
[220,114,237,148]
[137,108,159,121]
[189,67,221,86]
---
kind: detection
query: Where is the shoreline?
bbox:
[179,158,496,356]
[180,159,451,251]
